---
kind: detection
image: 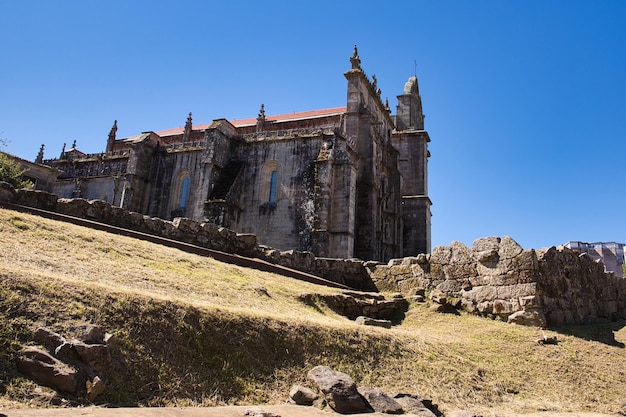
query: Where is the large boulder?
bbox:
[33,327,66,353]
[394,397,436,417]
[394,394,442,417]
[16,347,82,394]
[307,366,368,414]
[358,387,403,414]
[76,324,106,344]
[72,340,111,370]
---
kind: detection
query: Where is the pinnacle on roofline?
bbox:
[350,44,362,70]
[257,104,266,121]
[256,104,266,133]
[184,112,193,140]
[106,120,118,153]
[35,144,44,164]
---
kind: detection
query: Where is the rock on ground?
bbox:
[306,365,368,414]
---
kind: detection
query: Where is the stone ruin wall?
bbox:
[370,236,626,325]
[2,184,625,326]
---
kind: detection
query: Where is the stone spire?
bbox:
[256,104,266,133]
[350,45,361,70]
[71,140,77,150]
[60,143,66,159]
[35,144,44,164]
[106,120,117,153]
[183,112,192,141]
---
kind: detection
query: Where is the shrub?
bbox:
[0,138,33,189]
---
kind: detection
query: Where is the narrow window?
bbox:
[268,171,277,202]
[180,177,189,208]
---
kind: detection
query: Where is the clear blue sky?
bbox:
[1,1,625,250]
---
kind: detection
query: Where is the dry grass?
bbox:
[0,208,625,414]
[0,209,344,323]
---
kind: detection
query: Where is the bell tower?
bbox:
[392,75,432,255]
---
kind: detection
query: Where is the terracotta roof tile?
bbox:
[154,107,346,137]
[155,124,211,137]
[230,106,347,127]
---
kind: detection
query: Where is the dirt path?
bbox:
[0,405,616,417]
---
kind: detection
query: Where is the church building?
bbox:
[40,47,432,262]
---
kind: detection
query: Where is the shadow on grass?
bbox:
[548,319,625,347]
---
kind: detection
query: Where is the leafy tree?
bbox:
[0,136,34,189]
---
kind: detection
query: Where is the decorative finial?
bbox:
[35,144,44,164]
[384,97,390,112]
[183,112,193,141]
[109,120,118,138]
[71,140,77,149]
[107,120,118,153]
[60,143,66,159]
[372,74,377,90]
[350,44,361,70]
[256,104,266,133]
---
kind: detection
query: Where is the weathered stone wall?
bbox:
[2,183,624,325]
[146,147,210,221]
[235,134,327,255]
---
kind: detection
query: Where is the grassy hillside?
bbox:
[1,208,625,414]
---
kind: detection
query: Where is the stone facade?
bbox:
[36,47,432,262]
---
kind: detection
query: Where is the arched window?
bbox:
[180,177,189,208]
[260,161,280,203]
[170,170,190,215]
[268,170,277,203]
